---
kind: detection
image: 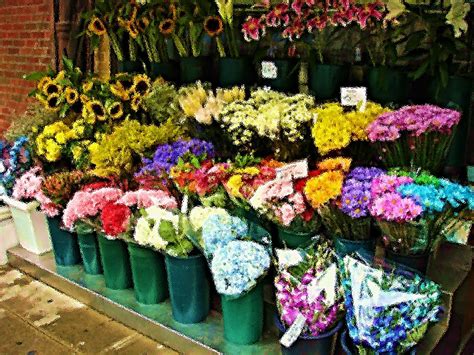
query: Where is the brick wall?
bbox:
[0,0,55,135]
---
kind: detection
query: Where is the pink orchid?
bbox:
[266,3,290,27]
[242,16,266,42]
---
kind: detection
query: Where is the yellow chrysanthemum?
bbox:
[317,157,352,173]
[304,171,344,209]
[216,86,245,103]
[71,145,83,162]
[44,139,62,162]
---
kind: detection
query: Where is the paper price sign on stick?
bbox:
[341,87,367,111]
[261,61,278,79]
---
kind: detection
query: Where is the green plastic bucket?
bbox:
[77,232,102,275]
[47,217,81,266]
[334,237,375,257]
[117,60,142,73]
[261,59,299,93]
[386,250,429,275]
[150,61,179,82]
[165,253,210,324]
[309,63,348,100]
[128,243,168,304]
[221,283,264,345]
[367,66,409,104]
[97,234,133,290]
[277,227,316,249]
[218,57,255,87]
[179,57,209,84]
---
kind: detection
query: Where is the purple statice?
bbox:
[139,139,215,175]
[340,167,384,218]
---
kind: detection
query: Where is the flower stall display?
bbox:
[274,242,345,353]
[370,171,474,272]
[367,105,461,173]
[4,167,53,256]
[340,254,443,354]
[312,102,390,161]
[250,160,321,248]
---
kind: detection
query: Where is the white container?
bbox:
[1,196,52,254]
[0,216,18,264]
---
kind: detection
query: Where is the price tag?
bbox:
[307,263,337,305]
[280,313,306,348]
[181,195,189,214]
[341,87,367,111]
[261,61,278,79]
[276,248,304,269]
[276,159,308,180]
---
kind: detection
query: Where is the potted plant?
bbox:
[116,189,178,304]
[135,205,209,323]
[274,242,345,354]
[369,171,474,273]
[367,104,461,174]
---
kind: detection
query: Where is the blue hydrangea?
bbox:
[0,136,31,196]
[201,214,248,257]
[211,240,270,296]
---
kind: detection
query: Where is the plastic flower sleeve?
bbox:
[340,254,443,353]
[275,242,345,339]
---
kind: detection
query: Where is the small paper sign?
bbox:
[181,195,189,214]
[276,159,308,180]
[280,313,306,348]
[341,87,367,111]
[276,248,304,269]
[261,61,278,79]
[307,263,337,306]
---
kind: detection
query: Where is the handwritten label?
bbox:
[276,159,308,180]
[261,61,278,79]
[280,313,306,348]
[276,248,304,269]
[307,263,337,306]
[341,87,367,111]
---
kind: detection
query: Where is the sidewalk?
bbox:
[0,265,178,354]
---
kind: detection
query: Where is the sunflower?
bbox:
[37,77,51,91]
[86,100,106,121]
[132,74,151,96]
[82,81,93,93]
[115,74,134,92]
[107,102,124,120]
[46,94,61,112]
[204,16,224,37]
[159,19,175,36]
[130,94,142,112]
[80,94,90,104]
[127,22,139,39]
[110,82,130,101]
[137,17,150,32]
[43,81,61,96]
[65,87,79,105]
[88,17,107,36]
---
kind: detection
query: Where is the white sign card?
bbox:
[276,159,309,180]
[341,87,367,111]
[280,313,306,348]
[261,61,278,79]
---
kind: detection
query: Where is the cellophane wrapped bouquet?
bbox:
[340,254,443,353]
[0,137,32,196]
[367,105,461,173]
[275,241,345,338]
[370,171,474,255]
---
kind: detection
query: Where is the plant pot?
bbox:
[221,283,264,345]
[218,57,255,87]
[128,243,168,305]
[429,75,472,168]
[2,196,52,255]
[277,227,317,249]
[367,66,409,104]
[77,232,102,275]
[341,329,416,355]
[261,59,299,93]
[309,63,349,100]
[0,218,18,265]
[385,250,429,274]
[117,60,142,73]
[150,61,179,82]
[334,237,375,257]
[97,234,133,290]
[47,217,81,266]
[276,316,343,355]
[467,166,474,183]
[165,253,210,324]
[179,57,209,84]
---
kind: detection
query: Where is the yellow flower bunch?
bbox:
[312,102,389,155]
[317,157,352,173]
[304,170,345,209]
[89,119,186,177]
[225,167,260,198]
[36,121,78,162]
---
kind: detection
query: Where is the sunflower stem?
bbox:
[172,34,188,57]
[108,31,123,62]
[216,37,226,58]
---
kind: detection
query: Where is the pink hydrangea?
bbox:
[117,189,178,210]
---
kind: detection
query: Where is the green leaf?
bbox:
[23,72,47,81]
[190,156,200,169]
[405,30,427,53]
[410,60,430,80]
[90,35,100,50]
[62,56,74,72]
[159,220,177,242]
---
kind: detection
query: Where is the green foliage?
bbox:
[142,81,182,125]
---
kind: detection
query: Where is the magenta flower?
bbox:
[242,16,266,42]
[266,3,290,27]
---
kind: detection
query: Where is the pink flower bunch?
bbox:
[62,187,123,230]
[242,0,386,42]
[369,174,421,222]
[117,189,178,210]
[367,105,461,142]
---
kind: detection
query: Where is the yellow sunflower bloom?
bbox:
[110,82,130,101]
[127,22,139,39]
[82,81,93,93]
[88,17,107,36]
[132,74,151,96]
[46,94,61,112]
[86,100,106,121]
[137,17,150,32]
[64,87,79,105]
[130,94,142,112]
[204,16,224,37]
[37,77,51,92]
[159,19,175,36]
[107,102,124,120]
[43,81,61,96]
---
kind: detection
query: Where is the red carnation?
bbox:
[100,203,131,237]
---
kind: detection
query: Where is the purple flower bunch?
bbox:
[367,105,461,142]
[340,167,384,218]
[139,139,215,174]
